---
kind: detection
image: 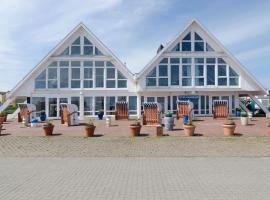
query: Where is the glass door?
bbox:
[157,97,165,113]
[48,98,57,117]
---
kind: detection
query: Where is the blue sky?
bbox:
[0,0,270,91]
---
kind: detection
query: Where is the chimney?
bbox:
[157,44,164,54]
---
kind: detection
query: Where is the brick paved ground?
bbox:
[0,117,269,137]
[1,157,270,200]
[1,117,270,199]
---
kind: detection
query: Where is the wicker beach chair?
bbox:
[115,101,129,120]
[142,102,162,125]
[213,100,228,119]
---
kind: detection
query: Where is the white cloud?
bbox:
[236,46,270,61]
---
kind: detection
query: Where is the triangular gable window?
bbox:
[72,37,80,45]
[183,32,191,40]
[206,43,214,51]
[84,37,92,45]
[171,43,180,52]
[60,47,69,56]
[95,47,103,55]
[195,32,203,40]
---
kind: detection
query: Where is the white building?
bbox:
[6,19,269,119]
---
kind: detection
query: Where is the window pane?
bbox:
[207,65,215,85]
[195,42,204,51]
[95,61,104,67]
[230,78,239,86]
[32,97,45,117]
[182,42,191,51]
[83,61,93,67]
[182,58,192,64]
[182,65,191,76]
[195,32,203,40]
[159,65,167,76]
[84,80,93,88]
[218,65,227,76]
[84,97,93,115]
[106,80,115,88]
[195,65,204,76]
[48,80,57,88]
[118,96,127,102]
[107,61,114,67]
[106,96,115,115]
[84,37,92,45]
[171,43,180,51]
[71,46,80,55]
[72,37,80,45]
[118,80,127,88]
[71,97,80,115]
[59,61,69,67]
[95,47,103,55]
[170,58,180,64]
[96,68,104,87]
[117,70,126,79]
[129,96,137,115]
[147,68,156,77]
[206,43,214,51]
[160,58,168,64]
[229,67,238,77]
[71,61,80,67]
[84,68,92,79]
[84,46,93,55]
[95,97,104,114]
[206,58,215,63]
[146,78,156,86]
[159,78,168,86]
[71,80,80,88]
[35,81,46,89]
[48,68,57,79]
[195,78,204,86]
[183,32,191,40]
[107,68,115,79]
[60,68,69,88]
[218,78,227,86]
[72,68,80,79]
[182,78,191,86]
[171,65,179,85]
[195,58,204,64]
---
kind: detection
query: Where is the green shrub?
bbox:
[164,112,173,117]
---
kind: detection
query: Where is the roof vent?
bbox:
[157,44,164,54]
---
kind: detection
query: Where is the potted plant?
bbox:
[183,118,196,136]
[85,119,96,137]
[43,119,54,136]
[240,111,248,126]
[130,120,141,137]
[222,116,236,136]
[97,110,104,120]
[164,112,174,131]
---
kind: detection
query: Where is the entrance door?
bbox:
[48,98,57,117]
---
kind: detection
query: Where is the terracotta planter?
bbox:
[183,125,196,136]
[43,125,54,136]
[85,126,96,137]
[130,125,141,137]
[0,116,5,125]
[267,126,270,136]
[222,124,236,136]
[18,113,22,122]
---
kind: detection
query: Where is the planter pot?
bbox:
[40,114,46,122]
[130,125,141,137]
[267,126,270,136]
[43,125,54,136]
[222,124,236,136]
[106,116,111,127]
[0,116,5,125]
[183,125,196,136]
[236,111,241,117]
[164,117,174,131]
[240,117,249,126]
[85,126,96,137]
[156,125,163,136]
[98,114,104,120]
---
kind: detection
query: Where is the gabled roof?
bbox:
[9,22,134,98]
[137,19,267,94]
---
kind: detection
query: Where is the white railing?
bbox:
[0,98,12,112]
[249,94,270,117]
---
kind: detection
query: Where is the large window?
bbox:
[106,96,115,115]
[71,37,81,55]
[206,58,215,85]
[182,58,191,86]
[218,61,227,86]
[35,70,46,89]
[194,32,204,51]
[71,61,80,88]
[117,70,127,88]
[229,67,239,86]
[146,67,157,86]
[60,61,69,88]
[48,62,58,88]
[106,62,116,88]
[158,65,168,86]
[170,58,180,86]
[129,96,137,115]
[83,37,93,55]
[195,58,204,86]
[95,96,104,114]
[32,97,45,117]
[95,61,104,88]
[182,32,191,51]
[83,61,93,88]
[71,96,80,115]
[84,97,93,116]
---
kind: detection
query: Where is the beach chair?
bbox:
[60,103,79,126]
[18,103,36,123]
[213,100,228,119]
[176,101,193,120]
[142,102,162,125]
[115,101,129,120]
